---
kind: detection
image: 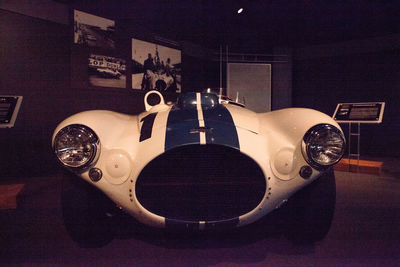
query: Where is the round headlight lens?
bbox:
[53,124,100,168]
[302,124,345,169]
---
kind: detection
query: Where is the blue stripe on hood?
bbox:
[164,105,200,151]
[203,104,240,149]
[165,92,240,151]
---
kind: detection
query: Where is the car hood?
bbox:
[164,93,241,151]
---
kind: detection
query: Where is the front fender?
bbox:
[258,108,341,145]
[52,110,139,150]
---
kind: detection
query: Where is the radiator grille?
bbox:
[135,145,266,221]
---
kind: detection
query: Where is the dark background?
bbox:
[1,0,400,179]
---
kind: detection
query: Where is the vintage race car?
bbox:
[52,90,345,247]
[96,68,121,79]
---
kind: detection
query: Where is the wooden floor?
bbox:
[334,158,383,175]
[0,184,24,210]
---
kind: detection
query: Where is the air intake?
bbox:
[135,145,266,222]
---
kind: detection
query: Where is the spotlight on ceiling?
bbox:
[237,8,244,14]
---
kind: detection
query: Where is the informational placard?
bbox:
[0,96,23,128]
[333,102,385,123]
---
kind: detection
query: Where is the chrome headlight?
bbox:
[302,124,345,169]
[53,124,100,169]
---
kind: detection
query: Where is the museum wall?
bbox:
[293,47,400,157]
[0,10,146,178]
[0,9,69,178]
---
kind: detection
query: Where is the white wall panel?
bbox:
[227,63,271,113]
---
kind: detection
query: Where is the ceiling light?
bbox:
[237,8,244,14]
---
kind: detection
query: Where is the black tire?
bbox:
[284,168,336,243]
[61,170,115,247]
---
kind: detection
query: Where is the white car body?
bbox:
[52,91,344,231]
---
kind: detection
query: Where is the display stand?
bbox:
[348,122,361,172]
[332,102,385,173]
[0,96,24,210]
[0,96,23,128]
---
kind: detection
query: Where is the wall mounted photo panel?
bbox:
[74,10,115,49]
[227,63,271,113]
[132,38,181,93]
[88,54,126,88]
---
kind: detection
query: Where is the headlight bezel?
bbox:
[53,124,100,170]
[302,123,345,170]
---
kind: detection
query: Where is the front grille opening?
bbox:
[136,145,266,221]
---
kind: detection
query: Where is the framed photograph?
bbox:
[88,54,126,88]
[74,10,115,50]
[132,38,181,93]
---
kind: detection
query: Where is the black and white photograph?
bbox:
[88,54,126,88]
[132,38,181,93]
[74,10,115,49]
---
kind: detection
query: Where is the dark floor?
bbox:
[0,168,399,266]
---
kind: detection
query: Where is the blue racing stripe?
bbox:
[165,95,200,151]
[201,94,240,150]
[165,92,240,151]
